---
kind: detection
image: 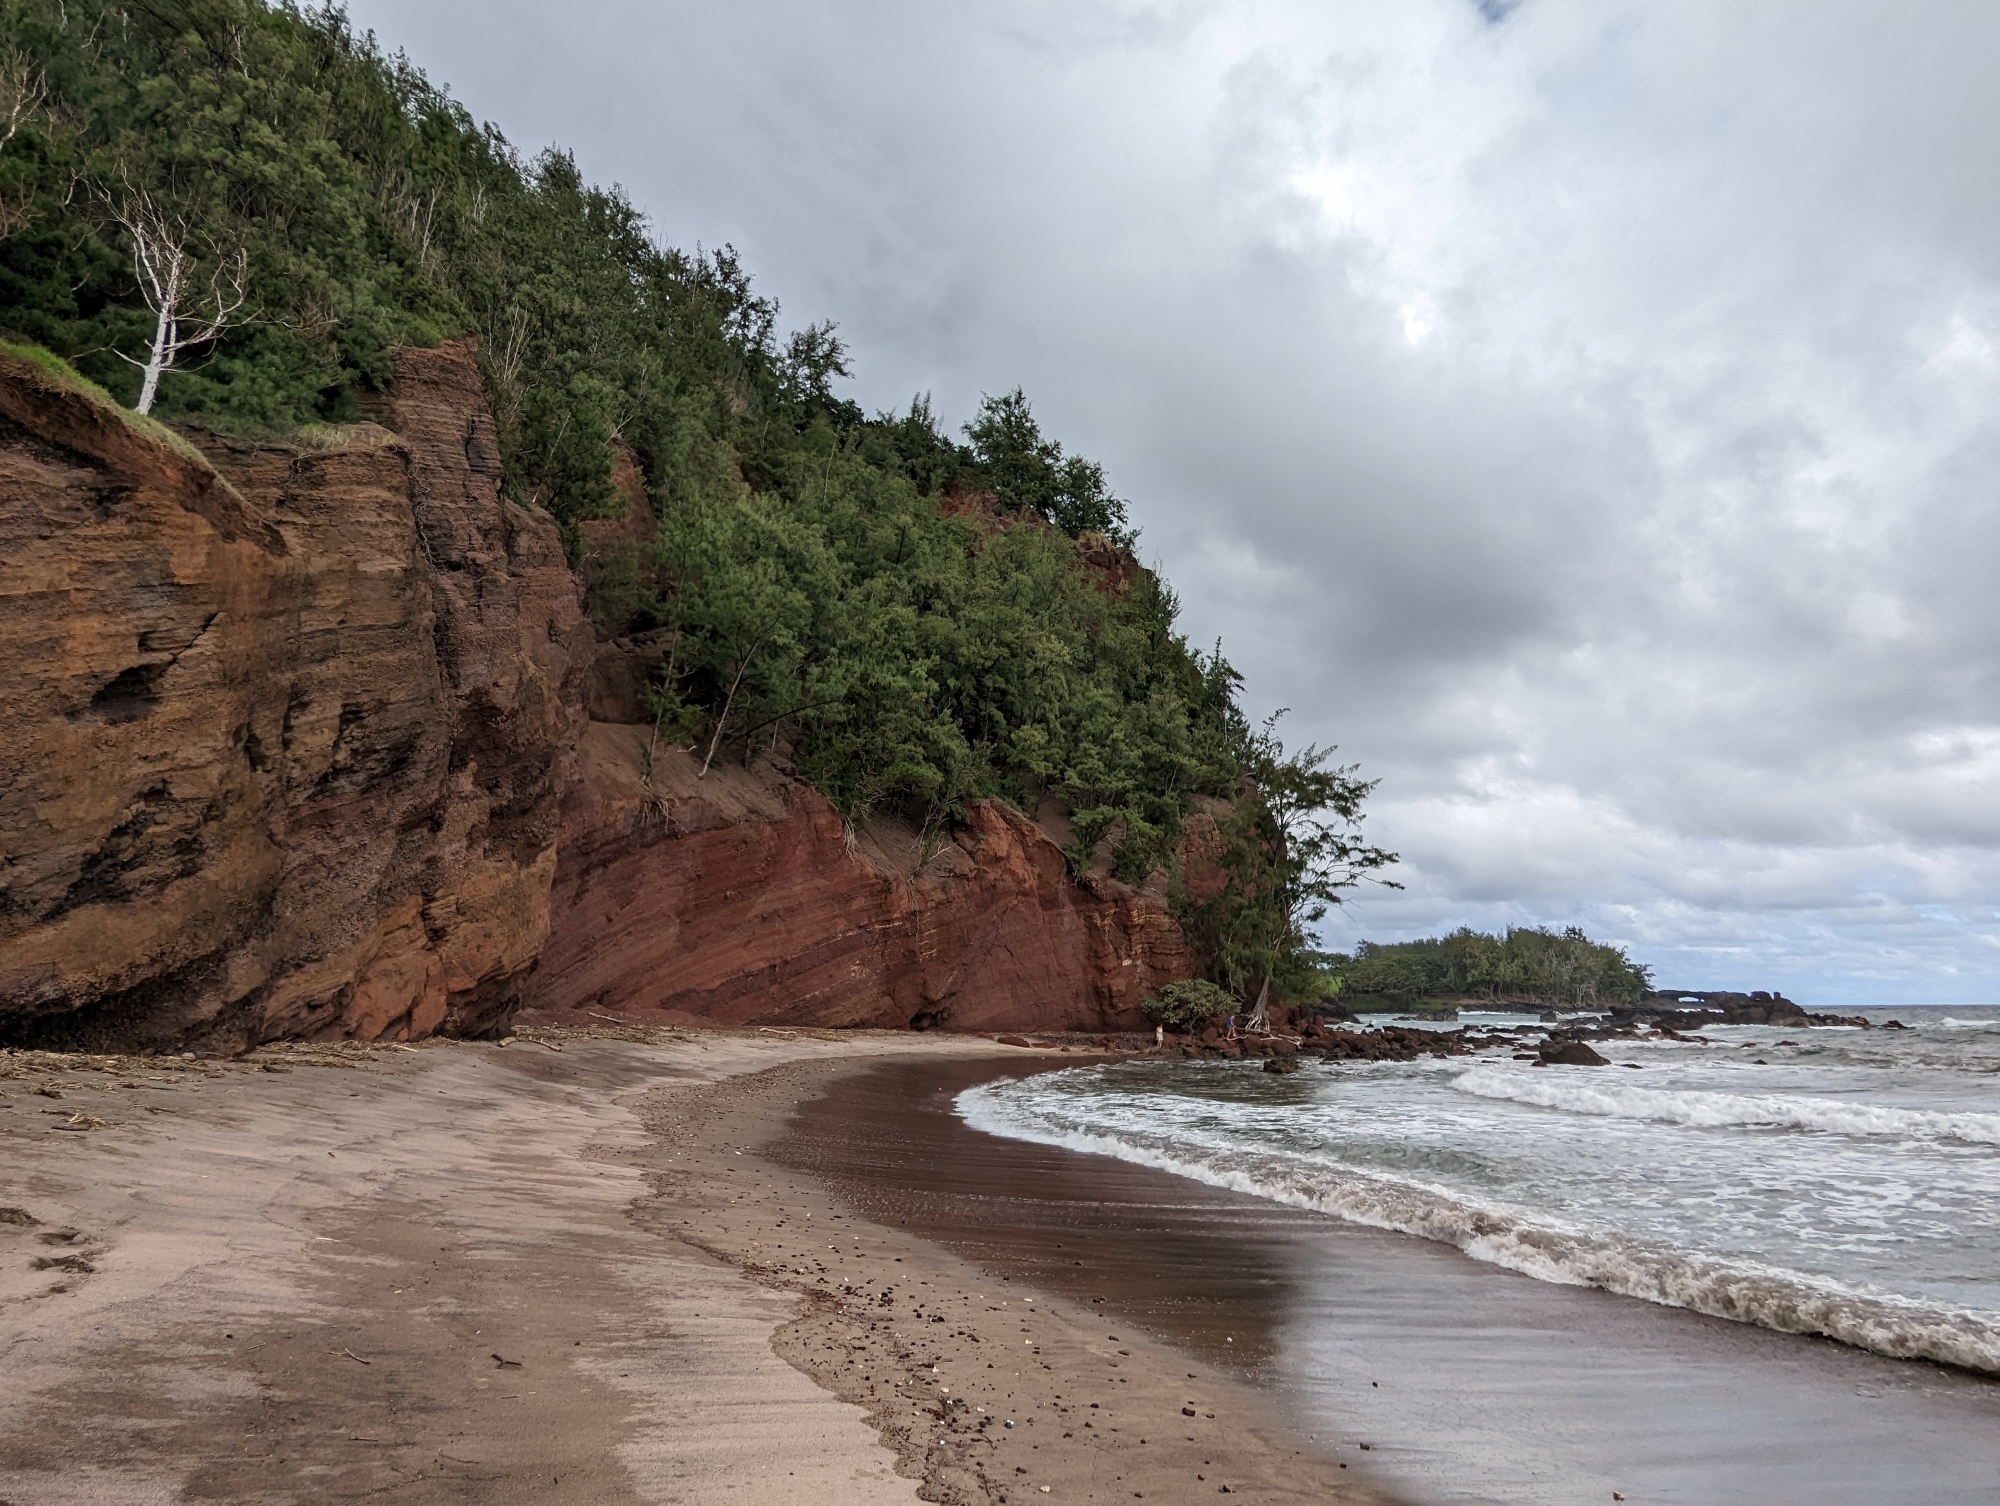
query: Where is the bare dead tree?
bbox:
[0,50,48,240]
[0,51,43,156]
[108,184,247,414]
[1246,976,1271,1033]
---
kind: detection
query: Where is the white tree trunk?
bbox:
[135,301,173,415]
[107,182,242,415]
[1247,976,1270,1033]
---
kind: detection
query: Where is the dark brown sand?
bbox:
[0,1032,1396,1504]
[783,1056,2000,1506]
[12,1032,1990,1505]
[2,1031,954,1504]
[652,1050,1405,1505]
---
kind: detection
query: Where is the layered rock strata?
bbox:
[1,345,1194,1048]
[520,724,1192,1033]
[0,342,587,1049]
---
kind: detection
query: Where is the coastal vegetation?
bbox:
[0,0,1394,1002]
[1139,979,1237,1034]
[1322,926,1652,1010]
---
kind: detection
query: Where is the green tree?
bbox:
[1141,979,1235,1034]
[1179,713,1400,1002]
[1332,926,1650,1007]
[1,0,1398,996]
[964,389,1130,541]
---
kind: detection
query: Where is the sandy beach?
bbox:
[0,1031,1396,1504]
[12,1028,1996,1505]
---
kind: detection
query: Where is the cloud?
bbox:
[345,0,2000,1002]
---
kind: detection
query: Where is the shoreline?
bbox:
[0,1030,1394,1503]
[12,1027,1994,1503]
[870,1054,2000,1506]
[653,1048,1402,1504]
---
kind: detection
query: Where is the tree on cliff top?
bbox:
[1177,711,1400,1002]
[0,0,1396,994]
[104,180,248,414]
[964,389,1131,542]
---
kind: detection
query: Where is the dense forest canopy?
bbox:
[0,0,1397,999]
[1324,927,1652,1009]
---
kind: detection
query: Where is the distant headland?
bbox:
[1322,928,1869,1026]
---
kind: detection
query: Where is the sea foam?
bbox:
[956,1077,2000,1375]
[1448,1064,2000,1145]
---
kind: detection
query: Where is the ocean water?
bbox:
[957,1005,2000,1374]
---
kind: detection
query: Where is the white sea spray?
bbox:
[957,1013,2000,1376]
[1448,1064,2000,1145]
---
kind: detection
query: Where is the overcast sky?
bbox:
[344,0,2000,1003]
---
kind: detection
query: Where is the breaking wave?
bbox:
[956,1079,2000,1376]
[1448,1065,2000,1145]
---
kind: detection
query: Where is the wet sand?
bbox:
[11,1032,1990,1504]
[783,1057,2000,1506]
[1,1032,1393,1504]
[646,1048,1403,1505]
[1,1031,956,1504]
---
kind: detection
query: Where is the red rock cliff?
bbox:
[520,724,1192,1033]
[0,346,1196,1048]
[0,342,588,1050]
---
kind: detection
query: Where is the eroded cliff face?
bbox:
[0,346,1196,1049]
[520,725,1193,1033]
[0,342,588,1050]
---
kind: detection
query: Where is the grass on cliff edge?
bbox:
[0,337,218,474]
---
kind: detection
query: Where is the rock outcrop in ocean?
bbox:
[1618,991,1869,1029]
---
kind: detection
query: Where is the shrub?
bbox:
[1141,979,1237,1034]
